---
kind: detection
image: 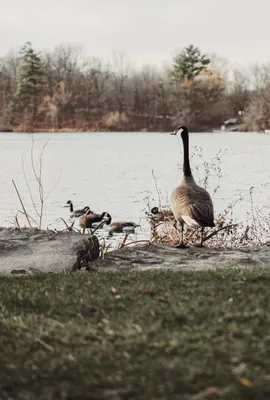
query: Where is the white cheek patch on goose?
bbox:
[181,215,200,227]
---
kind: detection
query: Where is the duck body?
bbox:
[170,126,215,247]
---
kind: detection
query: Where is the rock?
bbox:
[0,227,100,276]
[1,227,270,276]
[93,243,270,271]
[10,269,27,275]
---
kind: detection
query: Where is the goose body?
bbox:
[66,201,90,218]
[108,221,140,235]
[80,212,111,229]
[170,126,215,247]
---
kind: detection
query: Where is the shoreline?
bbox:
[0,127,250,133]
[1,227,270,276]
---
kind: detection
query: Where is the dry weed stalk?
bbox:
[14,136,61,229]
[12,180,32,228]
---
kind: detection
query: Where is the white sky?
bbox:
[1,0,270,68]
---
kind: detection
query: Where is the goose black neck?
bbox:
[182,133,192,176]
[70,203,73,212]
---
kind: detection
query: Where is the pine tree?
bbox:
[16,42,43,119]
[170,45,210,83]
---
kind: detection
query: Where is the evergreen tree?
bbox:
[16,42,43,118]
[170,45,210,83]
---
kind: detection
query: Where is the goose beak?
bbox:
[170,128,183,136]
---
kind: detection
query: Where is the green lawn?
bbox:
[1,267,270,399]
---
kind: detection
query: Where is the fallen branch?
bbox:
[202,223,238,243]
[121,240,151,248]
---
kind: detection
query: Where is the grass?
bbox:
[1,268,270,399]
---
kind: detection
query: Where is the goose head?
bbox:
[170,126,188,138]
[151,207,159,214]
[101,212,112,225]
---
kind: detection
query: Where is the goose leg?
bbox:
[194,227,205,247]
[199,227,204,247]
[175,222,187,249]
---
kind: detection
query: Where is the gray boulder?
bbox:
[0,227,99,276]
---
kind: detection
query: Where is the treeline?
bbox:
[0,42,269,132]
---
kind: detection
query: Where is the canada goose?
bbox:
[170,126,215,247]
[66,200,90,218]
[80,212,111,229]
[151,206,174,222]
[108,221,140,235]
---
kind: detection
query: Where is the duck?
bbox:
[108,221,140,235]
[66,200,90,218]
[80,211,112,229]
[150,206,174,222]
[170,126,215,247]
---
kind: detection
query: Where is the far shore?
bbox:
[0,126,250,134]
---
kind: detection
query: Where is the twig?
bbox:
[104,243,112,255]
[60,218,76,231]
[15,216,23,232]
[92,219,107,234]
[202,224,238,243]
[60,218,69,229]
[119,234,129,248]
[27,137,60,229]
[22,153,39,217]
[12,180,32,228]
[44,170,62,201]
[18,210,38,226]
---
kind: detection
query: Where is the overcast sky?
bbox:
[1,0,270,68]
